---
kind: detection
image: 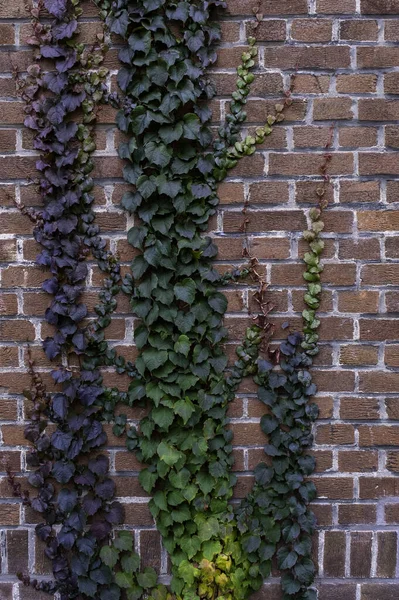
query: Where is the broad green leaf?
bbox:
[202,540,222,560]
[137,567,157,589]
[121,553,140,574]
[114,532,134,552]
[174,335,191,357]
[174,398,195,424]
[174,278,196,304]
[157,441,184,466]
[99,546,119,568]
[145,141,172,168]
[179,535,201,559]
[114,572,133,589]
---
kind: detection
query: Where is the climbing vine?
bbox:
[13,1,326,599]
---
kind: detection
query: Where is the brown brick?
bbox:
[324,531,346,576]
[339,180,380,203]
[387,451,399,472]
[339,238,380,260]
[291,19,332,42]
[225,0,308,15]
[377,533,397,578]
[313,98,354,120]
[386,398,399,420]
[361,585,399,600]
[385,19,399,41]
[359,210,399,231]
[361,426,399,446]
[313,369,356,392]
[249,181,290,205]
[249,237,291,260]
[385,345,399,367]
[319,584,357,600]
[220,21,241,43]
[385,504,399,523]
[360,98,399,120]
[358,47,399,68]
[314,477,354,499]
[0,24,15,44]
[360,372,399,393]
[0,320,35,341]
[339,126,378,147]
[387,180,399,203]
[385,125,399,148]
[317,0,356,11]
[293,126,333,148]
[339,291,379,313]
[248,20,286,41]
[361,0,399,14]
[0,129,16,152]
[359,476,399,498]
[0,156,36,179]
[312,504,333,526]
[223,210,306,233]
[218,182,245,205]
[361,264,399,286]
[351,532,372,578]
[0,584,13,600]
[338,450,378,472]
[340,345,379,366]
[360,319,399,341]
[263,46,350,69]
[338,503,377,524]
[385,72,399,94]
[316,424,355,445]
[7,530,28,574]
[269,152,354,176]
[245,99,306,123]
[292,74,330,94]
[296,180,334,204]
[340,397,380,420]
[340,19,379,40]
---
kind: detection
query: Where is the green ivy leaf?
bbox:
[179,535,201,559]
[136,567,157,589]
[174,398,195,424]
[157,441,184,466]
[99,546,119,568]
[121,553,141,574]
[145,141,172,168]
[115,572,134,589]
[174,335,191,357]
[174,278,196,304]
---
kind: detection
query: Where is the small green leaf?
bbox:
[174,278,196,304]
[136,567,157,589]
[99,546,119,568]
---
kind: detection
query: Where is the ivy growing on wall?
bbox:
[14,1,326,600]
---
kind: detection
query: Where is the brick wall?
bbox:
[0,0,399,598]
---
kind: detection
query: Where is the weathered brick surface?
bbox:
[0,0,398,596]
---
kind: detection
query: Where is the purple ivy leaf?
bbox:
[53,19,78,40]
[52,460,75,483]
[51,430,73,452]
[57,489,78,513]
[72,331,86,352]
[36,523,52,541]
[77,536,96,555]
[44,0,68,18]
[66,437,84,460]
[55,122,78,143]
[58,528,76,550]
[74,469,95,487]
[52,394,68,419]
[43,336,61,360]
[88,455,109,476]
[90,519,112,541]
[94,479,116,500]
[105,502,124,524]
[40,45,66,58]
[79,385,102,407]
[62,91,85,113]
[43,71,68,94]
[56,50,77,73]
[47,103,67,125]
[82,494,102,516]
[42,277,59,295]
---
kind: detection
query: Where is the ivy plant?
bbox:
[15,0,325,599]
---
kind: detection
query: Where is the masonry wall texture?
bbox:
[0,0,399,599]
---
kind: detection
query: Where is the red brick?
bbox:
[317,0,356,12]
[361,264,399,285]
[340,345,379,366]
[338,504,377,524]
[358,47,399,68]
[263,46,351,69]
[360,319,399,341]
[359,476,399,498]
[291,19,333,42]
[361,585,399,600]
[269,152,354,176]
[225,0,308,15]
[313,98,354,120]
[339,126,378,147]
[360,372,399,393]
[339,180,380,203]
[340,19,379,40]
[340,397,380,420]
[361,0,399,14]
[248,20,286,42]
[351,532,372,578]
[316,424,355,445]
[324,531,346,576]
